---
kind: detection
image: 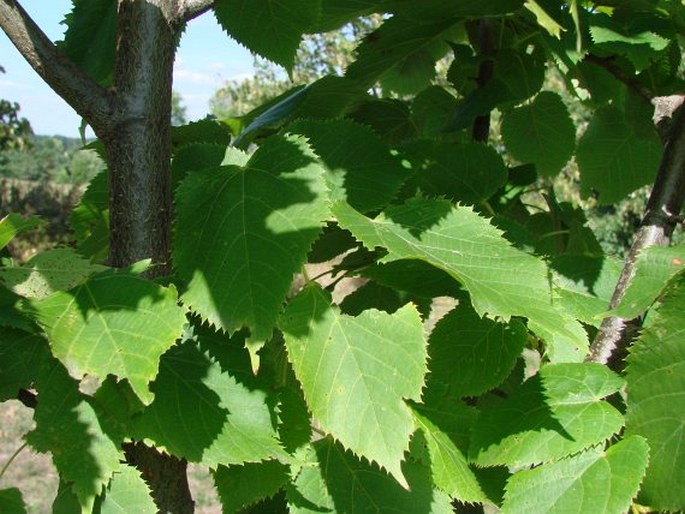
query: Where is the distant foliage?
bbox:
[0,135,104,184]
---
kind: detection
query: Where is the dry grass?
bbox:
[0,400,58,513]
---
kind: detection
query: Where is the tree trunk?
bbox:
[105,0,176,270]
[104,2,193,512]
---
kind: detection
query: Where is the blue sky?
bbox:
[0,1,255,137]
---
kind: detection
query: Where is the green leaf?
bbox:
[287,439,454,514]
[411,405,486,503]
[132,333,286,468]
[577,105,662,204]
[174,134,328,362]
[313,0,378,32]
[332,198,588,362]
[625,278,685,510]
[214,460,290,513]
[23,269,186,405]
[552,254,623,327]
[27,356,121,512]
[501,436,649,514]
[0,248,105,299]
[0,489,26,514]
[58,0,117,85]
[407,142,508,204]
[613,244,685,319]
[469,363,625,467]
[525,0,565,38]
[69,170,109,262]
[589,12,670,71]
[0,214,42,250]
[411,86,459,139]
[427,304,527,398]
[0,286,34,332]
[280,284,427,486]
[346,16,461,90]
[501,91,576,177]
[288,119,409,213]
[99,466,156,514]
[348,99,417,145]
[171,143,230,187]
[0,328,49,401]
[214,0,321,71]
[171,118,233,147]
[386,0,524,19]
[380,49,437,95]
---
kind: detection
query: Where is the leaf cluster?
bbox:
[3,1,685,513]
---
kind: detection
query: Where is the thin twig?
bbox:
[0,442,28,480]
[586,104,685,366]
[0,0,115,134]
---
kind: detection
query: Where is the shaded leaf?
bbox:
[174,134,328,361]
[132,332,286,468]
[427,304,527,398]
[288,119,409,213]
[287,439,453,513]
[23,269,186,405]
[501,92,575,177]
[214,460,290,513]
[411,405,486,503]
[0,328,49,401]
[27,355,121,512]
[501,437,649,514]
[0,489,26,514]
[69,170,109,262]
[58,0,117,85]
[407,142,508,204]
[577,105,661,204]
[214,0,321,71]
[346,16,461,90]
[469,363,625,467]
[280,284,427,485]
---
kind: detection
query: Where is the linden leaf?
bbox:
[280,284,427,486]
[23,269,186,405]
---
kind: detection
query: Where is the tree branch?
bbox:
[174,0,214,24]
[0,0,114,134]
[584,54,653,103]
[586,102,685,366]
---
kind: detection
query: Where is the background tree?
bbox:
[0,65,32,151]
[1,2,685,514]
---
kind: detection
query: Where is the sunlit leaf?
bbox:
[333,198,588,362]
[501,437,649,514]
[626,277,685,510]
[23,269,186,404]
[280,284,427,486]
